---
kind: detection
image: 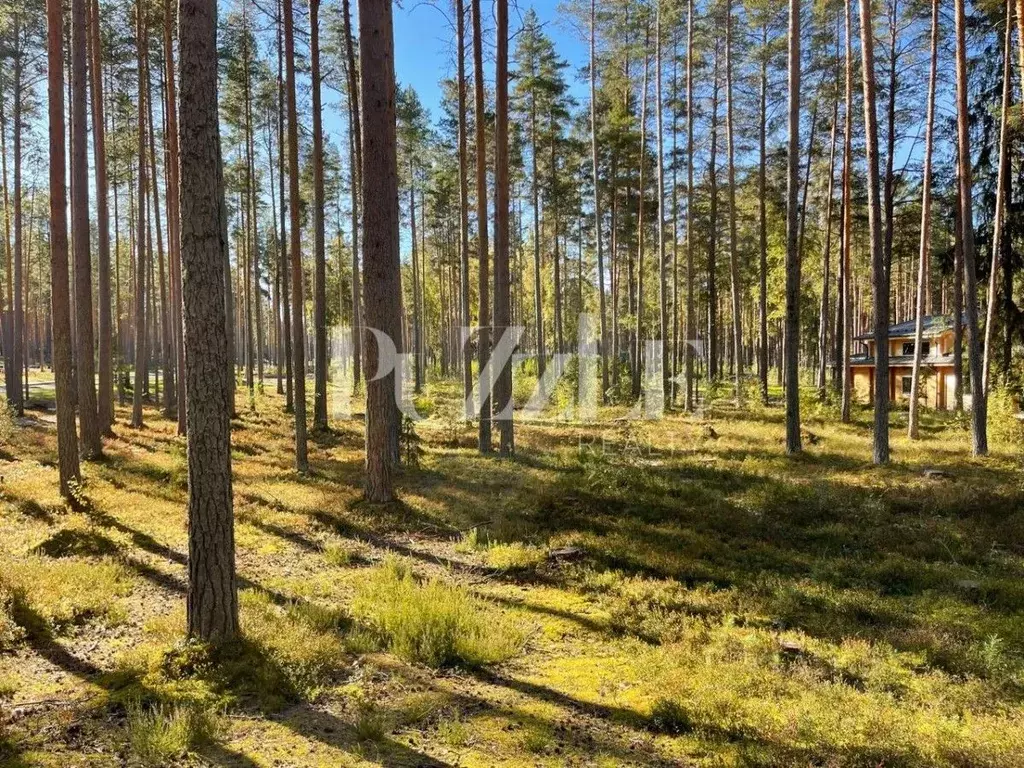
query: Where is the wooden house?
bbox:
[850,315,963,411]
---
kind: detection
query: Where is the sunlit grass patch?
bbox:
[126,703,219,766]
[351,557,526,668]
[109,590,351,715]
[456,527,548,572]
[0,554,130,636]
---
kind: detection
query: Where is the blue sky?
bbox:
[390,0,590,124]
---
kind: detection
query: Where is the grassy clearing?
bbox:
[0,375,1022,766]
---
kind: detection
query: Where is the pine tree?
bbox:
[179,0,238,642]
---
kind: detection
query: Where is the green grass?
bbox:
[351,557,526,667]
[0,376,1022,766]
[126,703,219,765]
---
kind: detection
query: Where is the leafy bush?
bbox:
[351,557,525,667]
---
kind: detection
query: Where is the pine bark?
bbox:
[71,0,101,456]
[840,0,853,423]
[179,0,238,642]
[311,0,328,430]
[684,0,694,410]
[45,0,82,498]
[784,0,802,455]
[277,0,293,411]
[131,0,149,429]
[656,2,668,402]
[359,0,402,500]
[859,0,889,464]
[342,0,363,391]
[590,0,607,403]
[953,0,988,456]
[725,0,741,403]
[494,0,513,455]
[909,0,938,440]
[284,0,309,471]
[473,0,491,452]
[457,0,471,414]
[757,24,769,406]
[89,0,114,434]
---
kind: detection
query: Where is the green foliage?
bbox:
[126,703,219,766]
[456,526,547,572]
[351,557,525,668]
[400,416,423,468]
[0,584,26,652]
[0,403,14,445]
[986,387,1023,446]
[0,556,129,635]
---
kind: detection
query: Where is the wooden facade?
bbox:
[850,316,960,411]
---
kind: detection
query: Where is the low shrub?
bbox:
[351,557,525,668]
[126,703,218,765]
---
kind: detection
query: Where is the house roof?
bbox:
[854,314,962,342]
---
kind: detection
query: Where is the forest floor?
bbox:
[1,375,1023,767]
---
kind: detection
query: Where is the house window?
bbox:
[902,376,913,395]
[901,341,930,356]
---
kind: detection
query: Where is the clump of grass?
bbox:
[0,585,26,651]
[0,555,129,634]
[236,590,349,701]
[484,542,546,572]
[0,403,14,444]
[351,557,525,668]
[108,591,350,715]
[456,527,547,572]
[126,703,218,766]
[648,697,694,734]
[322,537,369,568]
[436,712,470,748]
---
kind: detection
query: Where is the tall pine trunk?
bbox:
[473,0,491,452]
[45,0,82,498]
[859,0,889,464]
[953,0,988,456]
[784,0,802,455]
[494,0,513,456]
[72,0,100,457]
[343,0,362,391]
[590,0,607,403]
[656,2,668,402]
[725,0,741,403]
[457,0,471,413]
[90,0,114,435]
[757,25,769,406]
[839,0,853,422]
[131,0,149,429]
[359,0,402,500]
[179,0,238,642]
[908,0,939,440]
[683,0,695,410]
[284,0,309,470]
[311,0,328,430]
[162,0,185,435]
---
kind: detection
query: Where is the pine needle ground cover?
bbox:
[0,384,1022,766]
